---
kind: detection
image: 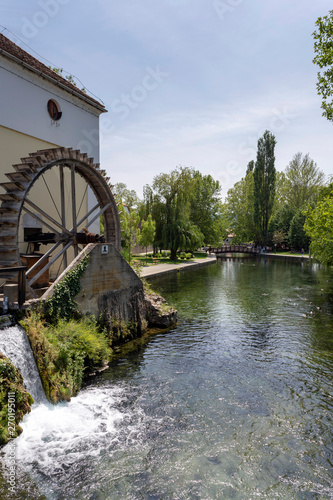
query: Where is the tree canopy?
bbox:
[143,166,223,258]
[313,10,333,121]
[283,152,325,211]
[224,172,256,243]
[304,190,333,265]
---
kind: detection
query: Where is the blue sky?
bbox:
[1,0,333,198]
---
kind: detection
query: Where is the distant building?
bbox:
[224,232,235,244]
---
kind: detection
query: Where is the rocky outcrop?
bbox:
[144,291,177,328]
[99,284,147,344]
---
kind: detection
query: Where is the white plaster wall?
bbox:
[0,55,104,234]
[0,55,103,162]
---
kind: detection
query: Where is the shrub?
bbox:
[20,312,111,403]
[44,255,90,323]
[180,252,186,259]
[186,253,192,259]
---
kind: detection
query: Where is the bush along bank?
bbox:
[20,254,111,403]
[20,312,110,404]
[0,353,34,446]
[20,254,177,404]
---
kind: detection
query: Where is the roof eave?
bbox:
[0,47,107,113]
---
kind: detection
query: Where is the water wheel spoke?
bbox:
[73,202,102,231]
[23,198,71,236]
[81,203,112,231]
[26,241,63,279]
[60,166,68,269]
[71,164,78,257]
[28,241,73,287]
[21,205,62,238]
[42,173,61,220]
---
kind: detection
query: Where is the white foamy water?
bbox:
[0,325,46,403]
[15,386,125,475]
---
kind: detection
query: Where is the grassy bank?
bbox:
[133,251,207,267]
[20,313,111,404]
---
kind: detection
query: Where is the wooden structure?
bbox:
[0,147,121,302]
[0,266,26,306]
[210,245,259,255]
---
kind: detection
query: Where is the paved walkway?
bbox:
[140,255,216,278]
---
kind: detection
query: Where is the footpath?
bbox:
[140,254,216,278]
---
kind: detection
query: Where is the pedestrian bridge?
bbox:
[209,245,259,255]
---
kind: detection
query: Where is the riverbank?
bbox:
[140,254,217,278]
[257,252,310,262]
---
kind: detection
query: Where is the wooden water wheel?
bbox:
[0,147,120,295]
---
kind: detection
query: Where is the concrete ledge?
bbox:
[141,256,216,279]
[259,253,310,262]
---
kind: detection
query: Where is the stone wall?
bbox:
[73,244,146,338]
[42,242,177,342]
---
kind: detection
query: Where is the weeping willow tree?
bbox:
[148,167,205,259]
[162,220,204,260]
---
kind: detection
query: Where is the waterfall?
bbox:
[0,325,46,404]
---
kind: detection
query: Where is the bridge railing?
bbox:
[209,245,259,255]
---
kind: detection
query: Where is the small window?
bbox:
[47,99,62,121]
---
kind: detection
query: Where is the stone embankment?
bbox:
[140,254,216,278]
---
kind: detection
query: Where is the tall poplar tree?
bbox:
[253,130,276,243]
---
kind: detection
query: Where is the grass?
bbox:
[132,251,207,267]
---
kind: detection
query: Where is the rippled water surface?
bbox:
[3,257,333,499]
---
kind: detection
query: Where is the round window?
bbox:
[47,100,62,121]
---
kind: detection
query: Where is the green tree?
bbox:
[137,215,156,264]
[272,230,287,247]
[313,10,333,121]
[288,209,310,251]
[114,183,139,209]
[268,204,295,237]
[225,172,256,243]
[149,167,209,258]
[189,171,223,245]
[304,190,333,265]
[253,130,277,243]
[283,153,324,210]
[118,201,139,264]
[246,160,254,176]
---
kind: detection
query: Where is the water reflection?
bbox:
[5,258,333,499]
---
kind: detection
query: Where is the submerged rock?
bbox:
[144,291,177,328]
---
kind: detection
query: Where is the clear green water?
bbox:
[2,257,333,499]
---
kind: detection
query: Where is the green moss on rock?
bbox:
[0,353,34,446]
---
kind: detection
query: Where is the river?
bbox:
[1,257,333,499]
